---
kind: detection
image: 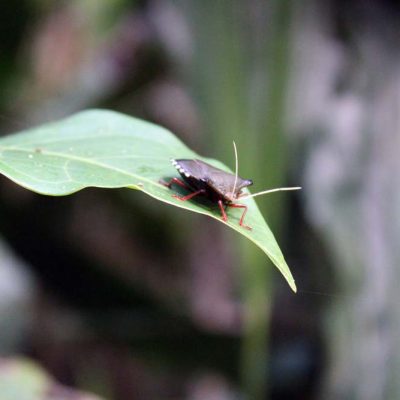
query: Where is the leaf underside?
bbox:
[0,110,296,292]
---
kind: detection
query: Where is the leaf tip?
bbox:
[289,279,297,293]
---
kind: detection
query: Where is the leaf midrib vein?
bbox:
[0,146,165,188]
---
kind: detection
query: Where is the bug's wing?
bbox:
[173,159,208,180]
[178,159,236,184]
[205,170,252,194]
[204,169,237,193]
[193,160,252,193]
[173,159,252,195]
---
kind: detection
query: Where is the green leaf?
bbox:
[0,110,296,291]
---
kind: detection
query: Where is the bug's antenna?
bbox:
[241,186,302,199]
[232,140,239,195]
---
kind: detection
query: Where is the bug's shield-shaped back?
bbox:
[175,159,252,199]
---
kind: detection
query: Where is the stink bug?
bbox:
[162,143,301,230]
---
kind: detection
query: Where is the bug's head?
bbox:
[225,178,253,201]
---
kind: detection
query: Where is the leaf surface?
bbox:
[0,110,296,291]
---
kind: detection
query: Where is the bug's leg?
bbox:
[160,177,191,190]
[227,203,251,230]
[218,200,228,222]
[173,189,205,201]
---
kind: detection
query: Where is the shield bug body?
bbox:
[162,144,301,230]
[164,159,253,229]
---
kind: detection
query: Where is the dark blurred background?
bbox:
[0,1,399,399]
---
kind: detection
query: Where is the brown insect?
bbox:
[162,143,300,230]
